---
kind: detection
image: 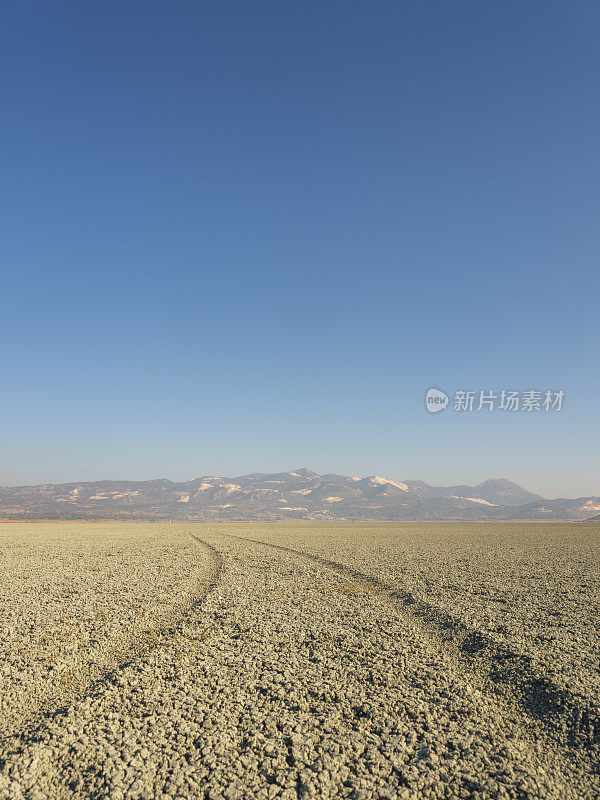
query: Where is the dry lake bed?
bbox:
[0,522,598,799]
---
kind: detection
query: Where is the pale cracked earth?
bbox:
[0,522,598,800]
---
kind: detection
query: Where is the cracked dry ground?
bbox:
[0,522,599,799]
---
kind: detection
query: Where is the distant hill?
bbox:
[437,478,543,506]
[1,470,598,522]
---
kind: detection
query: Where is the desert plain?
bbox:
[0,521,598,800]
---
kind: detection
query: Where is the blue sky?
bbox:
[1,1,598,497]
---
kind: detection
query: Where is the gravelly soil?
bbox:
[0,525,209,740]
[0,522,598,800]
[251,524,600,700]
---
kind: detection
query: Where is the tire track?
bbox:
[220,531,600,753]
[186,532,225,600]
[0,531,223,751]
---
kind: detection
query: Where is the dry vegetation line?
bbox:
[221,532,599,753]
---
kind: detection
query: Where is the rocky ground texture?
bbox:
[0,521,598,799]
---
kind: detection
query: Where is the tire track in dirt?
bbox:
[0,531,223,750]
[220,531,599,756]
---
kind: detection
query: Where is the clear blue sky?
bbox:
[1,1,598,497]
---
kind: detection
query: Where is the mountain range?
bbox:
[1,469,598,522]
